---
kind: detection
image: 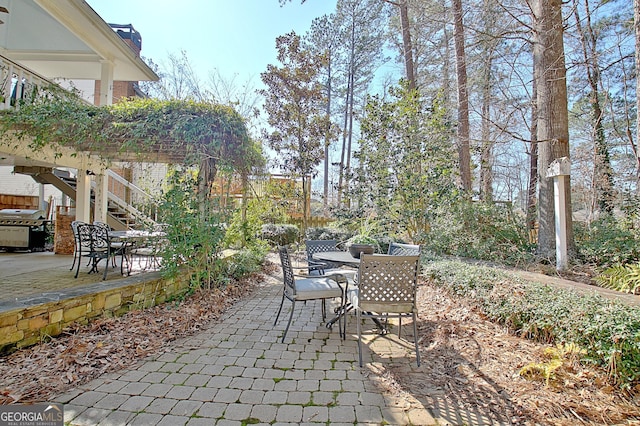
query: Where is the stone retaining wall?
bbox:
[0,272,191,353]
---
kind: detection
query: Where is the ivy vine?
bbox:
[0,93,259,173]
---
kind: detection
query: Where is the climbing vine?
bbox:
[0,95,259,173]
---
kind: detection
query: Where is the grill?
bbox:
[0,209,50,251]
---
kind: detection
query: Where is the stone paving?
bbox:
[54,271,439,426]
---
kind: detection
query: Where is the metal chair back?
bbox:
[387,242,421,256]
[74,222,112,280]
[279,245,297,297]
[305,239,339,274]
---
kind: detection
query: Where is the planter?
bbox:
[348,244,375,259]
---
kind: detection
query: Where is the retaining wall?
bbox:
[0,272,191,353]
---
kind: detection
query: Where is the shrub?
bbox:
[261,223,299,246]
[222,241,269,282]
[305,227,351,242]
[424,259,640,389]
[575,216,640,267]
[224,197,287,249]
[425,200,534,266]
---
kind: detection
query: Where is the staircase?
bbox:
[14,166,157,231]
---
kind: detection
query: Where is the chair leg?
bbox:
[274,293,286,326]
[102,257,108,280]
[70,251,77,271]
[281,300,296,343]
[412,312,420,366]
[74,251,82,278]
[357,309,363,367]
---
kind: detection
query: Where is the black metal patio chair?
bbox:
[274,245,348,342]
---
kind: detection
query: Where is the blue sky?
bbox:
[90,0,338,84]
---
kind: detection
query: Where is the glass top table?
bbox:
[312,251,361,267]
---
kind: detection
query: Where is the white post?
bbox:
[546,157,571,271]
[553,175,568,271]
[99,60,114,106]
[75,170,92,223]
[94,172,109,224]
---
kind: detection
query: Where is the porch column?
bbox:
[75,170,92,223]
[98,60,114,106]
[94,172,109,224]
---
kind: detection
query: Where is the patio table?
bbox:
[313,251,387,334]
[109,230,166,275]
[313,250,361,267]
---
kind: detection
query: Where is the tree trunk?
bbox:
[480,53,493,201]
[399,0,416,89]
[574,0,614,214]
[324,59,332,213]
[452,0,472,192]
[527,62,539,237]
[533,0,575,259]
[634,0,640,184]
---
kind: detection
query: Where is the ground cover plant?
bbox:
[424,258,640,390]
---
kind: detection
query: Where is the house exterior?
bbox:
[0,0,159,228]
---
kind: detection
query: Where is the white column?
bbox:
[546,157,571,272]
[94,172,109,224]
[553,175,568,271]
[39,183,46,212]
[75,170,92,223]
[99,60,114,106]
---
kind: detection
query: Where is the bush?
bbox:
[575,216,640,268]
[425,259,640,389]
[222,241,269,282]
[305,227,351,243]
[261,223,299,246]
[425,200,534,266]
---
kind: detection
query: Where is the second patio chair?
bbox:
[275,245,348,342]
[388,242,421,256]
[74,222,115,280]
[350,254,421,367]
[304,239,340,275]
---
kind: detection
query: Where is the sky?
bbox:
[89,0,339,86]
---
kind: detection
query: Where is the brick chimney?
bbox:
[94,24,144,105]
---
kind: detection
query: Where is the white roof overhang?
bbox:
[0,0,158,82]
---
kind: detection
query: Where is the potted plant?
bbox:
[346,234,378,259]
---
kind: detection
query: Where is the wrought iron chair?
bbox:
[349,254,421,367]
[388,242,421,256]
[93,221,127,270]
[69,220,90,272]
[275,245,348,342]
[73,222,115,280]
[305,239,340,275]
[128,223,168,273]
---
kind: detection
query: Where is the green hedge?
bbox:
[424,259,640,389]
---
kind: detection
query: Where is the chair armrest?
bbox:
[323,272,352,293]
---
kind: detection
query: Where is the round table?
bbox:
[313,251,360,267]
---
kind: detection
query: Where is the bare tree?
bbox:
[532,0,575,259]
[452,0,472,192]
